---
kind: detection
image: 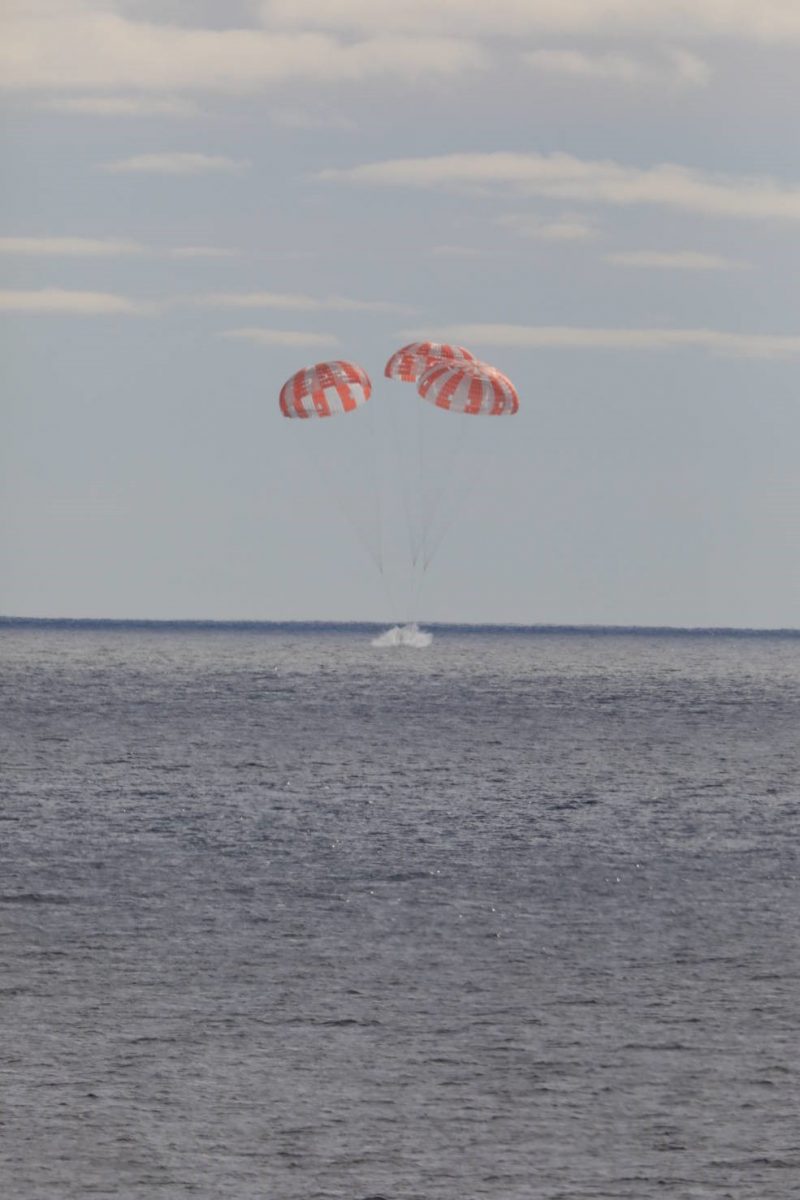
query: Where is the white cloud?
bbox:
[320,152,800,223]
[499,212,596,241]
[0,7,485,93]
[42,94,200,116]
[667,47,712,85]
[2,1,795,104]
[201,291,411,313]
[0,235,145,256]
[168,245,237,259]
[103,152,248,174]
[0,235,236,259]
[0,288,153,314]
[221,327,340,347]
[525,47,711,87]
[605,250,748,270]
[259,0,800,43]
[416,323,800,359]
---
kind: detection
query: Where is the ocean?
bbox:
[1,620,798,1200]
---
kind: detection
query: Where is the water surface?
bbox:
[1,622,798,1199]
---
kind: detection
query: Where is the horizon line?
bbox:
[1,616,798,637]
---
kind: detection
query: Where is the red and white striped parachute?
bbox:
[417,362,519,415]
[384,342,476,384]
[278,347,518,613]
[279,360,372,419]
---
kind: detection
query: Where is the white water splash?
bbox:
[371,622,433,648]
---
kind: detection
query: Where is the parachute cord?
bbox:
[421,421,495,573]
[299,421,384,577]
[413,392,426,569]
[374,392,415,625]
[365,399,411,626]
[417,445,428,572]
[389,388,423,571]
[365,406,414,627]
[419,413,468,570]
[378,385,427,626]
[409,550,426,624]
[409,397,428,622]
[364,401,384,577]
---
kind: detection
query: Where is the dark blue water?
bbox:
[2,621,799,1199]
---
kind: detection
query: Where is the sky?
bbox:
[2,0,799,627]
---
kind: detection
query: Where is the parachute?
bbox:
[279,346,519,633]
[279,360,371,419]
[384,341,476,384]
[383,349,519,577]
[279,358,382,576]
[417,361,519,415]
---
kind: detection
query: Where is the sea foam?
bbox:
[371,623,433,648]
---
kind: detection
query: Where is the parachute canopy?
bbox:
[417,362,519,415]
[279,360,372,419]
[384,342,476,384]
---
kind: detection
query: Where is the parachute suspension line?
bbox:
[421,420,495,573]
[408,545,427,625]
[363,399,384,577]
[411,358,520,575]
[381,342,488,627]
[362,404,417,630]
[300,422,384,578]
[408,395,429,622]
[278,359,386,585]
[414,391,426,567]
[374,545,404,627]
[387,383,423,573]
[373,393,415,626]
[419,413,469,573]
[376,383,427,625]
[408,394,441,621]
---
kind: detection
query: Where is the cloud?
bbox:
[42,94,200,116]
[201,291,412,313]
[0,288,153,314]
[0,235,145,256]
[524,48,711,87]
[221,328,340,348]
[2,2,795,104]
[320,152,800,223]
[0,235,236,260]
[415,323,800,359]
[0,239,369,269]
[103,152,248,175]
[259,0,800,43]
[167,245,237,259]
[1,7,485,92]
[605,250,748,270]
[499,212,596,241]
